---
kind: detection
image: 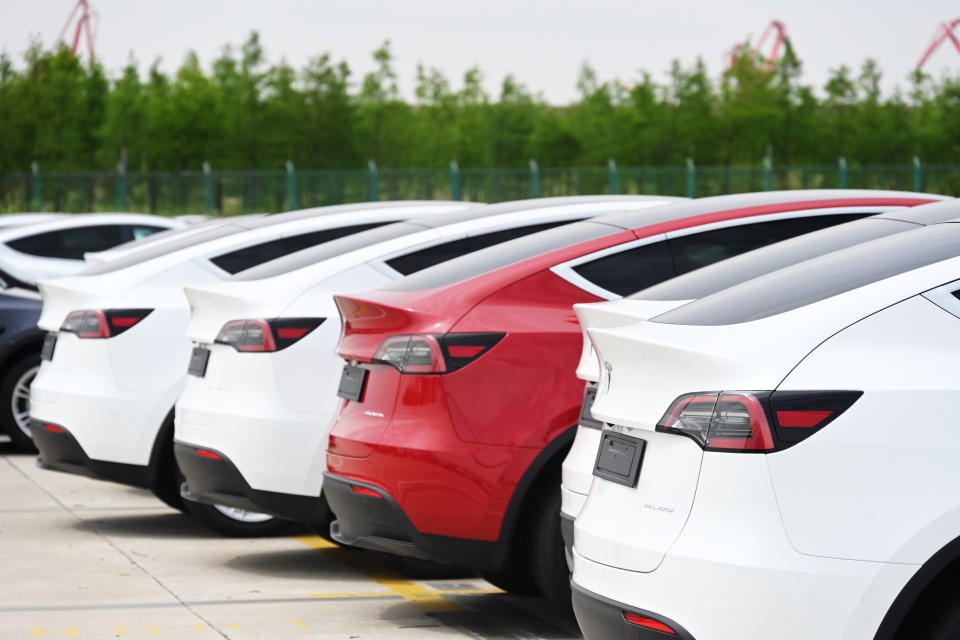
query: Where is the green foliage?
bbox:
[1,31,960,171]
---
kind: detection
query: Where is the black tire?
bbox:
[182,499,289,537]
[0,353,40,452]
[479,570,541,596]
[901,583,960,640]
[528,485,573,613]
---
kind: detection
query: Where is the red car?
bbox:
[322,191,939,608]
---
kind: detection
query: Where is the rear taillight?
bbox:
[215,318,324,353]
[61,309,152,338]
[623,611,676,634]
[372,333,504,374]
[657,390,861,452]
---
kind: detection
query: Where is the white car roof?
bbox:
[0,213,182,244]
[74,201,474,280]
[206,196,680,307]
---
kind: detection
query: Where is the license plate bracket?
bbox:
[41,333,57,361]
[593,431,645,488]
[579,385,601,429]
[337,364,368,402]
[188,346,210,377]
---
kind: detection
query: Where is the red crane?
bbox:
[53,0,99,63]
[917,19,960,70]
[726,20,795,72]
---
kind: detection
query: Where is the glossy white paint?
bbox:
[572,248,960,639]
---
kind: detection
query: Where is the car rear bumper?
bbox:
[324,472,510,572]
[175,350,335,498]
[31,420,154,488]
[174,441,330,524]
[30,357,179,467]
[572,582,695,640]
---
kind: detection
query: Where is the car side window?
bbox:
[669,214,863,276]
[210,222,389,275]
[572,241,676,297]
[7,224,139,260]
[131,225,166,241]
[386,220,579,276]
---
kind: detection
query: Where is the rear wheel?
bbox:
[183,499,288,537]
[528,485,573,613]
[0,354,40,452]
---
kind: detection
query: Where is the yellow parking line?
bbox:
[294,535,477,612]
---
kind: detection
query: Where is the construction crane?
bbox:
[917,19,960,70]
[53,0,98,63]
[726,20,796,72]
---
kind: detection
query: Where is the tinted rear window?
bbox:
[633,217,908,301]
[384,221,622,291]
[385,220,578,276]
[232,222,424,281]
[7,224,165,260]
[210,222,388,274]
[79,224,245,275]
[654,223,960,326]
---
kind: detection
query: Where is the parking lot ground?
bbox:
[0,443,581,639]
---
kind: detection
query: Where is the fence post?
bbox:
[763,155,773,191]
[368,160,380,201]
[838,156,849,189]
[285,160,298,211]
[449,160,462,200]
[30,161,42,211]
[913,156,924,192]
[685,157,697,198]
[608,159,620,194]
[529,159,540,199]
[202,162,214,214]
[116,162,128,210]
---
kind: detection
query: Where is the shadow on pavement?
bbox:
[72,511,217,539]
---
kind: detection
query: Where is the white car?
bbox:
[28,201,472,528]
[84,215,266,266]
[172,196,681,535]
[560,196,958,553]
[0,213,183,285]
[571,217,960,640]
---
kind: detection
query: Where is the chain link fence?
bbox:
[2,161,958,215]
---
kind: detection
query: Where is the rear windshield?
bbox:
[383,221,621,291]
[231,222,424,280]
[632,218,910,302]
[78,224,245,275]
[654,222,960,326]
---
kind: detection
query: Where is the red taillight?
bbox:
[196,449,221,460]
[622,612,676,634]
[372,333,504,374]
[776,410,833,428]
[44,424,65,433]
[215,318,324,353]
[657,390,862,452]
[61,309,152,338]
[351,485,382,498]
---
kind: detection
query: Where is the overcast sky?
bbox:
[3,0,959,103]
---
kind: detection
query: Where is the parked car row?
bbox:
[11,191,960,639]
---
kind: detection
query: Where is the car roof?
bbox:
[632,199,960,302]
[654,218,960,326]
[383,191,944,294]
[0,213,181,243]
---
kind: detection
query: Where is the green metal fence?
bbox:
[2,159,958,215]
